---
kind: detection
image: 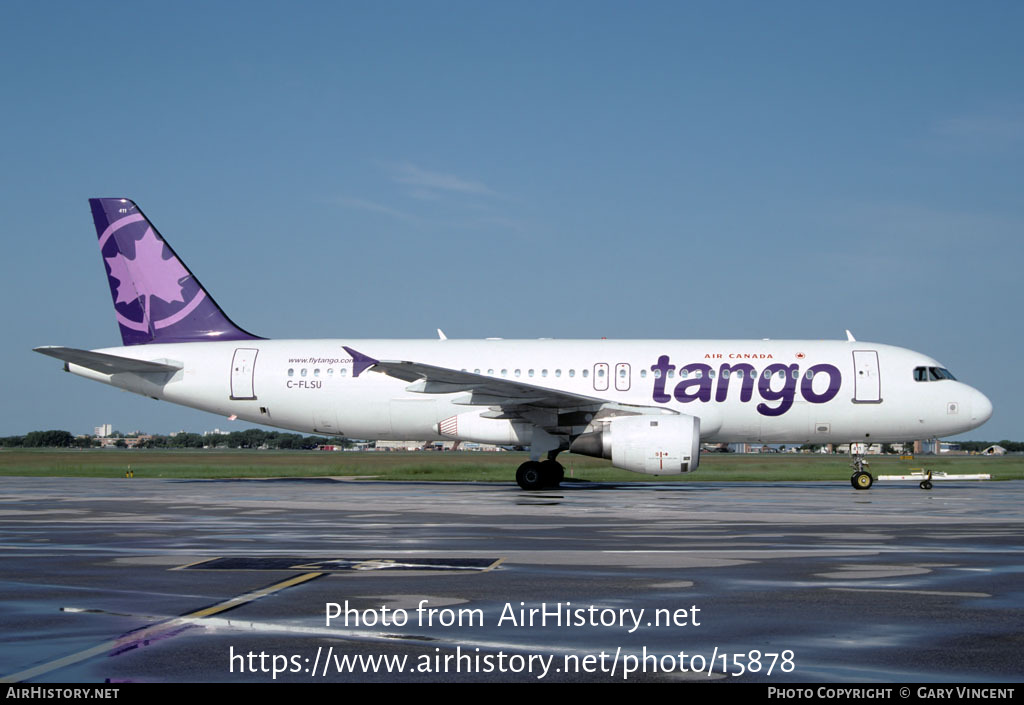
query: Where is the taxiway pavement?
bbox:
[1,478,1021,682]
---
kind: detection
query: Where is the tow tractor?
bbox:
[849,447,991,491]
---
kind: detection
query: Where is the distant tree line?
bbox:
[0,430,87,448]
[0,429,352,450]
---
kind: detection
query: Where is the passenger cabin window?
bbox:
[288,368,294,377]
[582,369,589,378]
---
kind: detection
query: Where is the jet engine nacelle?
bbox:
[570,414,701,475]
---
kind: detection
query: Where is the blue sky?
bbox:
[2,1,1021,440]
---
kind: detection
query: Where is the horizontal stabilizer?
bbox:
[34,346,182,375]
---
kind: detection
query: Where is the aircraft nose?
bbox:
[972,389,993,426]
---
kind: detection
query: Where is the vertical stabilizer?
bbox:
[90,198,260,346]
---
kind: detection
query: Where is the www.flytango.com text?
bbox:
[229,645,795,680]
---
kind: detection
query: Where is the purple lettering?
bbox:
[650,355,675,403]
[800,363,842,403]
[715,363,756,402]
[756,364,798,416]
[673,363,714,403]
[650,357,843,415]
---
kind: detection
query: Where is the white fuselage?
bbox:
[67,338,992,448]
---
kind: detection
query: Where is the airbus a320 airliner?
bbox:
[36,199,993,490]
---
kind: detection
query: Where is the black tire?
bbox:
[920,480,933,490]
[851,471,873,490]
[516,461,545,490]
[539,459,564,488]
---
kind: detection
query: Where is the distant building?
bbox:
[982,445,1007,456]
[375,440,427,451]
[97,435,153,448]
[919,440,962,454]
[838,443,883,454]
[94,424,112,438]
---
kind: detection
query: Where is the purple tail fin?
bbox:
[90,198,261,346]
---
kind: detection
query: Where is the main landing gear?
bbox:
[516,459,564,490]
[850,452,873,490]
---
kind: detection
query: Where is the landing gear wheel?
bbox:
[919,480,933,490]
[516,461,545,491]
[538,459,564,489]
[851,471,873,490]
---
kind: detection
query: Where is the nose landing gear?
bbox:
[850,453,874,490]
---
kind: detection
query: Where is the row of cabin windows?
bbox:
[286,366,810,381]
[465,368,591,378]
[288,367,348,377]
[643,368,806,380]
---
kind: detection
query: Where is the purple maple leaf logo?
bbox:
[105,228,189,330]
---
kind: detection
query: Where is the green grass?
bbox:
[0,448,1021,482]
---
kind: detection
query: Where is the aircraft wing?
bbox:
[343,346,670,416]
[34,346,183,375]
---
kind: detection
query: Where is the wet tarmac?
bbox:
[1,477,1022,682]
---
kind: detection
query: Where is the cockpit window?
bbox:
[915,366,956,382]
